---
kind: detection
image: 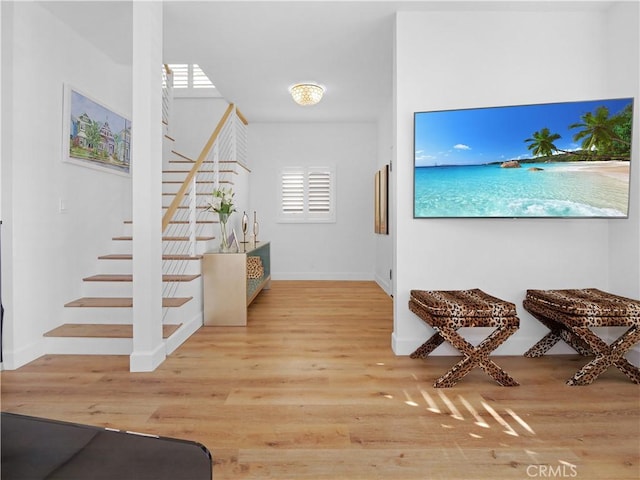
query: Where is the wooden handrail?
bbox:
[163,64,172,75]
[236,108,248,126]
[161,103,235,231]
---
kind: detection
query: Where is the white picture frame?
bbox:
[62,84,131,176]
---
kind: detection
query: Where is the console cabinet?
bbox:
[202,242,271,326]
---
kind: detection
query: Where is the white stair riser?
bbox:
[111,240,132,255]
[162,171,217,183]
[162,183,217,195]
[122,221,216,237]
[110,239,214,255]
[63,307,133,325]
[163,239,216,255]
[45,337,133,355]
[96,259,203,275]
[81,279,201,298]
[97,259,133,274]
[162,296,203,325]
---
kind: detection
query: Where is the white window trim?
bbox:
[278,165,336,223]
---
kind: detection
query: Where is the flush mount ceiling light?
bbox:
[289,82,325,106]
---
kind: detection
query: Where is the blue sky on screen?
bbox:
[414,98,632,167]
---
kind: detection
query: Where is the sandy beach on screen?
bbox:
[565,160,630,182]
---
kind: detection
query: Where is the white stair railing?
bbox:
[162,64,173,135]
[160,104,247,318]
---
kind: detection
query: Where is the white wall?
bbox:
[170,97,230,162]
[375,99,394,294]
[1,3,132,368]
[393,6,639,356]
[249,122,377,280]
[606,2,640,300]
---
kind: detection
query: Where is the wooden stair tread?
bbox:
[169,159,213,164]
[98,254,203,260]
[113,236,215,241]
[83,274,200,282]
[163,205,210,210]
[163,180,215,184]
[124,219,215,224]
[64,297,193,308]
[162,169,215,174]
[162,192,211,196]
[44,323,180,339]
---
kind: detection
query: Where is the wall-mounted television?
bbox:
[414,98,634,218]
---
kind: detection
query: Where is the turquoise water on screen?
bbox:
[414,162,629,218]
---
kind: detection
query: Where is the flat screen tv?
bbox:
[414,97,634,218]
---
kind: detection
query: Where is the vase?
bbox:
[219,212,231,252]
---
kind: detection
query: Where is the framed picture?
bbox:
[62,84,131,175]
[374,170,381,233]
[228,228,240,253]
[374,165,389,234]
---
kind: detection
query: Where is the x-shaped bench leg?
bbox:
[567,325,640,386]
[524,313,592,357]
[433,325,519,388]
[410,332,447,359]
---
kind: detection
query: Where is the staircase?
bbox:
[45,80,248,359]
[43,154,215,355]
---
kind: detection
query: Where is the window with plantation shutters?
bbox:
[279,166,336,223]
[166,64,220,98]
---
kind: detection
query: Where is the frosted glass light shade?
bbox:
[289,83,325,106]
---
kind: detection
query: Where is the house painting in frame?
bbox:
[63,85,131,175]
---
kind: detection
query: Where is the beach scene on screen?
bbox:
[414,98,633,218]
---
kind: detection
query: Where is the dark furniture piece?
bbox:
[1,412,212,479]
[409,289,520,387]
[523,288,640,385]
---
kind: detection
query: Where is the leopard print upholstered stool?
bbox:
[409,289,520,388]
[523,288,640,385]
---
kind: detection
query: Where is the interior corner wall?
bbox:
[2,3,132,369]
[375,99,394,295]
[392,7,635,356]
[606,1,640,300]
[248,122,377,280]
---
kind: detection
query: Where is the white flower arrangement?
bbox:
[208,187,236,216]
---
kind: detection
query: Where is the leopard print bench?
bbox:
[409,289,520,388]
[523,288,640,385]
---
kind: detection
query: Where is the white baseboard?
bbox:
[391,332,579,356]
[1,340,45,370]
[130,342,166,372]
[374,273,392,296]
[165,312,202,355]
[271,272,375,281]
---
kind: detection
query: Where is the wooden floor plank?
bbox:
[2,281,639,480]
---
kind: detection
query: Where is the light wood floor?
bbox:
[2,281,639,479]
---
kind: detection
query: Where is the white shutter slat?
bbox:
[308,171,331,212]
[168,64,189,88]
[281,171,304,213]
[192,64,215,89]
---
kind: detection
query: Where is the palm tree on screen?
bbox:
[524,127,561,158]
[569,106,629,156]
